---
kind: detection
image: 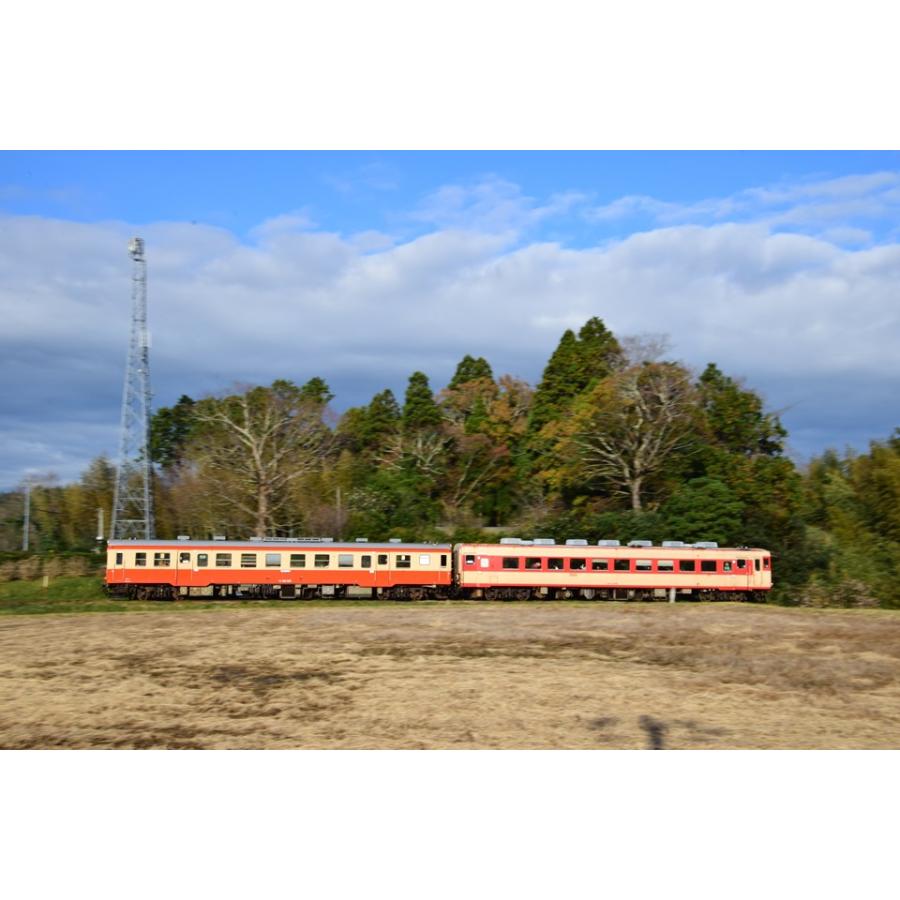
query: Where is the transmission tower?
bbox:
[110,237,155,539]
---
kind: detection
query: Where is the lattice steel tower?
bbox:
[110,237,155,539]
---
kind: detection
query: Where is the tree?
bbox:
[149,395,196,469]
[403,372,442,431]
[660,477,745,546]
[188,380,335,536]
[571,362,699,510]
[448,355,494,390]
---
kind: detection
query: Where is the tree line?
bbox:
[1,317,897,606]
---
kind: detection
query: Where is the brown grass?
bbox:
[1,603,899,749]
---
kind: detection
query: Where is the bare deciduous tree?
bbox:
[574,363,698,510]
[190,381,335,536]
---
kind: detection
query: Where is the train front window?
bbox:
[115,552,123,565]
[440,554,447,567]
[763,558,771,570]
[755,559,761,571]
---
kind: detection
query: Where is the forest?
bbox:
[1,317,898,607]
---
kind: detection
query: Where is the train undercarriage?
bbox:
[107,583,765,603]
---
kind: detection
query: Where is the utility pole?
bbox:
[22,478,31,552]
[110,237,155,539]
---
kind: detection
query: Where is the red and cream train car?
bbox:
[455,540,772,601]
[106,539,453,600]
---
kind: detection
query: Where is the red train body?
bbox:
[105,536,772,602]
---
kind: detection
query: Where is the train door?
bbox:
[175,549,193,588]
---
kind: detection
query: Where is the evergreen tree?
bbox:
[298,376,334,407]
[149,395,196,469]
[403,372,442,431]
[448,355,494,390]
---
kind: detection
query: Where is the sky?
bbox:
[1,150,899,489]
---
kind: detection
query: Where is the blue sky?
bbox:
[1,150,899,489]
[5,150,900,242]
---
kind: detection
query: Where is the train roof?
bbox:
[106,539,452,550]
[458,541,769,553]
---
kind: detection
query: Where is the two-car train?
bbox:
[105,536,772,602]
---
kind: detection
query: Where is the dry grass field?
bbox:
[1,603,899,749]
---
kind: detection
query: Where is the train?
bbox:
[105,536,773,601]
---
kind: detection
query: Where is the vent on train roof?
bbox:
[177,535,190,540]
[355,537,368,542]
[628,540,653,547]
[693,541,719,549]
[213,535,226,541]
[565,539,588,546]
[532,538,556,545]
[662,541,686,548]
[597,539,620,547]
[389,538,402,543]
[500,537,521,544]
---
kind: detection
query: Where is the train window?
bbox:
[755,559,761,572]
[378,554,388,565]
[636,559,652,571]
[657,560,674,572]
[503,557,520,569]
[179,552,190,564]
[396,554,411,569]
[736,559,746,569]
[197,553,208,567]
[548,558,563,570]
[701,560,716,573]
[361,555,372,568]
[314,554,330,568]
[723,561,733,573]
[763,558,771,570]
[525,558,542,570]
[679,560,695,572]
[338,554,354,568]
[440,554,447,567]
[153,552,171,567]
[419,555,431,566]
[614,559,630,571]
[135,552,146,567]
[465,555,475,565]
[591,559,608,571]
[115,552,123,565]
[570,558,586,571]
[241,554,257,568]
[290,554,306,568]
[266,553,281,567]
[216,553,232,567]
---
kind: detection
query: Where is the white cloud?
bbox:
[1,198,899,486]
